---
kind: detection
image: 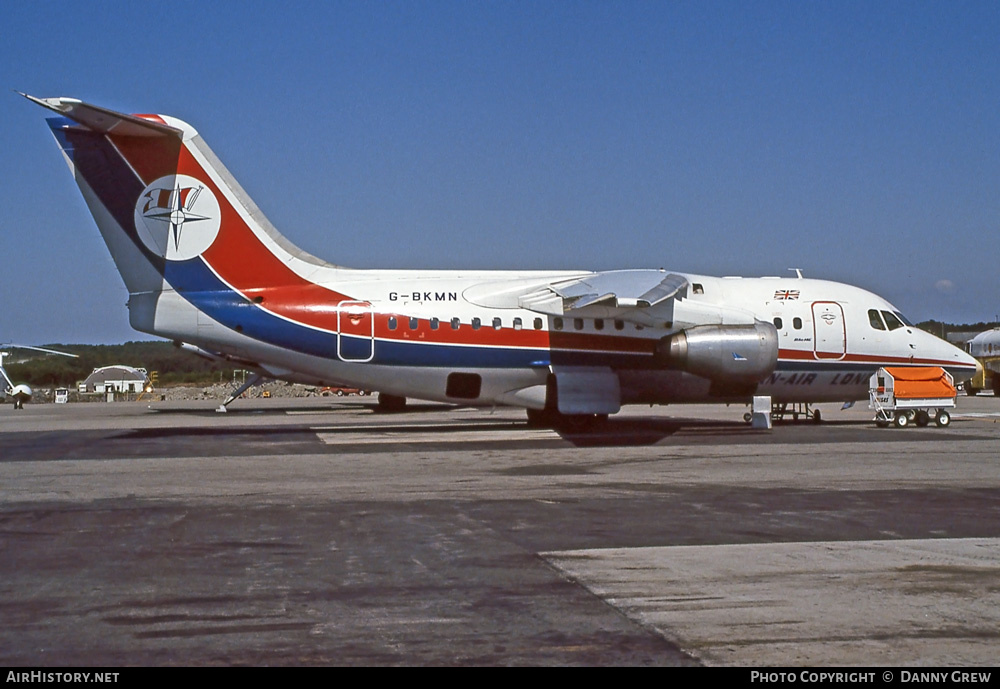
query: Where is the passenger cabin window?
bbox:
[614,319,625,331]
[881,310,904,331]
[409,317,419,330]
[553,318,564,331]
[472,317,481,330]
[774,317,783,329]
[868,310,886,330]
[692,283,704,294]
[594,319,604,331]
[450,317,460,330]
[793,317,802,330]
[388,316,397,331]
[533,318,543,330]
[430,318,439,330]
[573,318,584,331]
[513,317,523,330]
[492,317,502,330]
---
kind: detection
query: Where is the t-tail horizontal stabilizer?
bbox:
[19,93,183,137]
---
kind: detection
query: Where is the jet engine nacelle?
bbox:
[655,322,779,383]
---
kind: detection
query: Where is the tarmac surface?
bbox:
[1,394,999,666]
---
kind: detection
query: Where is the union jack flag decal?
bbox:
[774,290,800,300]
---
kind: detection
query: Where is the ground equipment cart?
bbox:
[869,367,956,428]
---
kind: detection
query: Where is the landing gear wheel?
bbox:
[935,410,951,427]
[743,412,753,423]
[894,413,909,428]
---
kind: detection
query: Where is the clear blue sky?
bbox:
[3,1,998,344]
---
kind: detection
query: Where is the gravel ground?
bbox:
[27,382,368,404]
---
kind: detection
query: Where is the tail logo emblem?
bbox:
[134,175,221,260]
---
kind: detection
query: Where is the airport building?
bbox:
[79,365,150,394]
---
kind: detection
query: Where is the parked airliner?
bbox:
[25,95,978,426]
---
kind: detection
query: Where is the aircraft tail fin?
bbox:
[26,94,341,338]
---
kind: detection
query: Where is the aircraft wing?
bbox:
[517,270,689,316]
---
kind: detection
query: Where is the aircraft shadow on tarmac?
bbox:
[139,404,892,450]
[140,398,985,450]
[548,417,873,447]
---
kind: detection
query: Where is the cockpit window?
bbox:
[881,310,904,331]
[893,311,913,327]
[868,309,886,330]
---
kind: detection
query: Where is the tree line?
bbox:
[5,341,229,387]
[914,320,999,339]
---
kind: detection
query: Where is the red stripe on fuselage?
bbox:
[550,330,655,355]
[364,319,653,353]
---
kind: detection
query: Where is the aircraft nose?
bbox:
[913,328,977,382]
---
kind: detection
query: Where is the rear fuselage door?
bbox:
[337,301,374,362]
[812,301,846,360]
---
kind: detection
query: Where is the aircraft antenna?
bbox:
[789,268,804,279]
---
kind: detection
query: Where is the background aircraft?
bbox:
[0,345,77,409]
[964,328,1000,396]
[25,95,978,427]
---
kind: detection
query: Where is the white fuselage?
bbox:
[140,268,977,409]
